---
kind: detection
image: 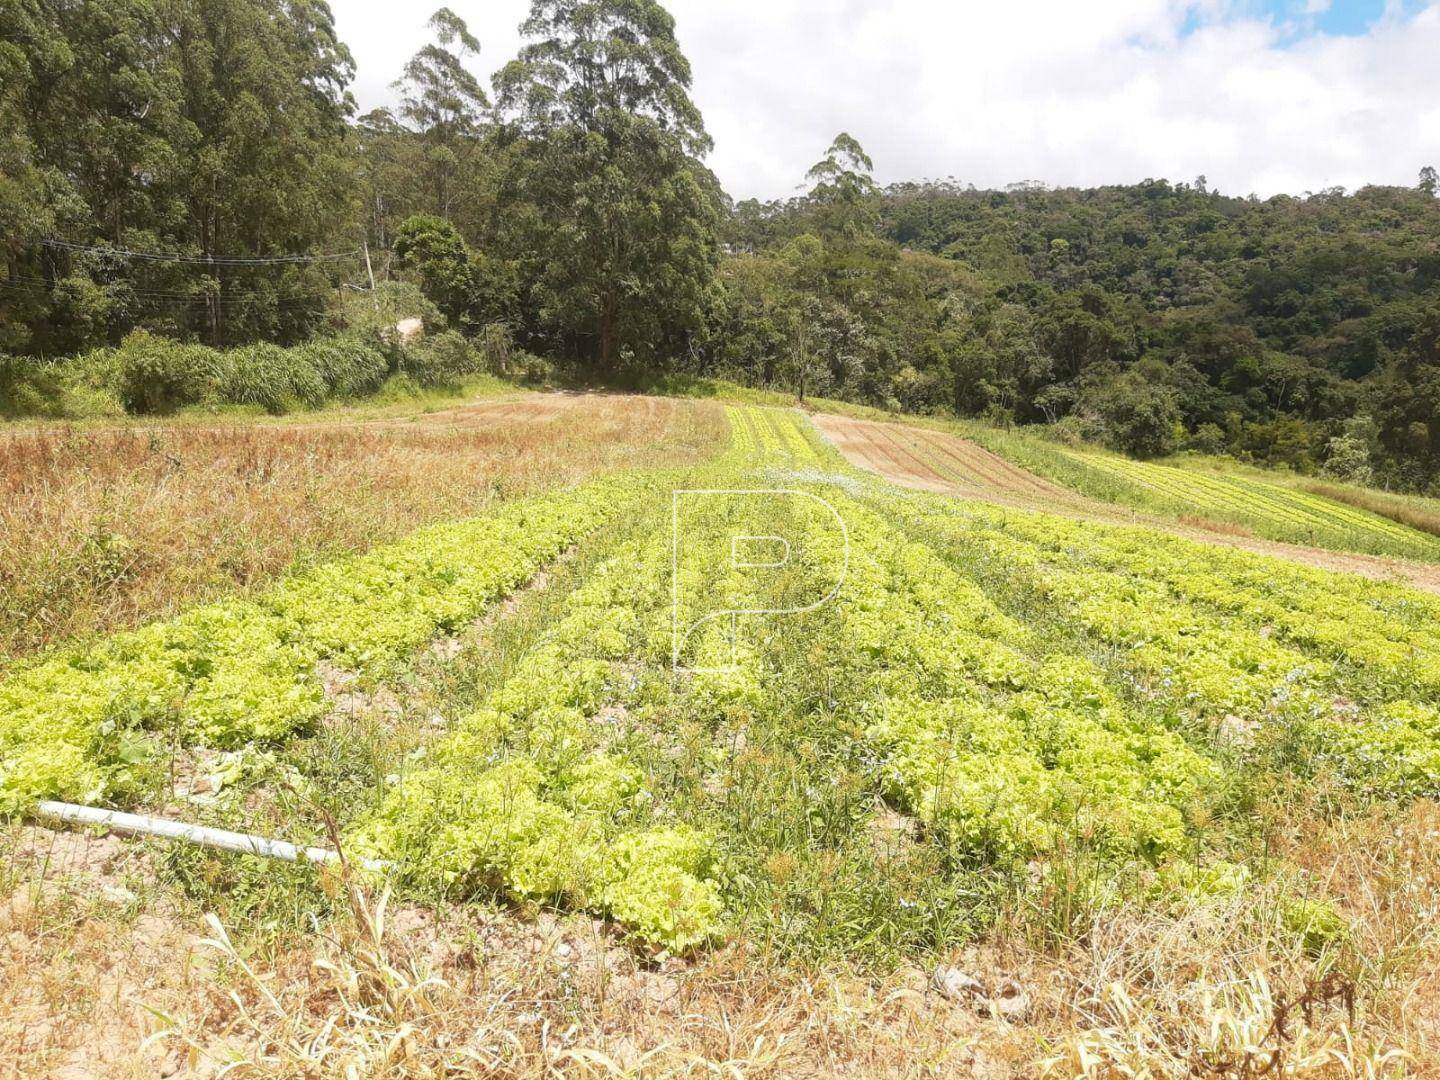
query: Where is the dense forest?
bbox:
[3,0,1440,489]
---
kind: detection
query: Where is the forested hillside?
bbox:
[718,162,1440,489]
[3,0,1440,490]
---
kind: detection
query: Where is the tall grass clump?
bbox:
[0,353,124,420]
[0,327,482,419]
[294,337,389,400]
[214,343,328,414]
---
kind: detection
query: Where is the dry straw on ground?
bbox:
[0,394,725,664]
[3,798,1435,1076]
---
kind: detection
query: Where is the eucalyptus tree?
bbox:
[163,0,358,344]
[0,0,61,351]
[805,132,880,239]
[4,0,359,350]
[393,8,492,221]
[493,0,720,370]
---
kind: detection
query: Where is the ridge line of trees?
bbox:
[4,0,1440,489]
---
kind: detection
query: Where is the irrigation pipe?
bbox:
[34,800,388,873]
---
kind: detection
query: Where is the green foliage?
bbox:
[1081,362,1183,458]
[404,330,483,386]
[493,0,721,370]
[5,0,357,352]
[351,511,728,952]
[1321,415,1379,485]
[1,332,409,417]
[5,402,1440,962]
[910,493,1440,798]
[393,215,480,327]
[804,133,880,239]
[214,343,328,414]
[0,354,122,419]
[114,332,223,414]
[0,473,652,816]
[392,8,490,219]
[1372,301,1440,489]
[719,171,1440,486]
[294,337,390,400]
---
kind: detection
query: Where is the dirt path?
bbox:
[811,412,1440,595]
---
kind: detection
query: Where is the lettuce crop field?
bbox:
[937,420,1440,563]
[1052,447,1440,559]
[3,399,1439,1075]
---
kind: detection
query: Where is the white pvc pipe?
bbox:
[34,800,387,873]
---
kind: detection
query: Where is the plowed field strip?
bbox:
[813,414,1058,499]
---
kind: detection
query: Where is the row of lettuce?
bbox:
[1059,448,1440,556]
[5,404,1439,953]
[0,474,655,814]
[349,414,798,951]
[951,420,1440,562]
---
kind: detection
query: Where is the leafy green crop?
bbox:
[0,475,654,814]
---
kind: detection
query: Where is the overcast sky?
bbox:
[327,0,1440,201]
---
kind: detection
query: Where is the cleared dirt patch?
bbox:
[813,414,1067,500]
[409,392,584,428]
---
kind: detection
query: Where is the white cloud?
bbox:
[327,0,1440,200]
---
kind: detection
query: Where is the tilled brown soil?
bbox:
[812,414,1066,500]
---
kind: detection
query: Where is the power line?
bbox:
[39,238,361,266]
[0,278,360,306]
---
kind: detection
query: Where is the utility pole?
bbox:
[362,240,380,312]
[362,240,380,314]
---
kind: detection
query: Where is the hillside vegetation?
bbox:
[5,1,1440,496]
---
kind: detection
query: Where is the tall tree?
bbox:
[3,0,358,352]
[392,8,491,220]
[495,0,710,155]
[165,0,358,345]
[493,0,720,369]
[805,132,879,239]
[0,0,63,351]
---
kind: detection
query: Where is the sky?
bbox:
[327,0,1440,201]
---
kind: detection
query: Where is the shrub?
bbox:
[515,350,554,386]
[404,330,481,387]
[0,356,68,418]
[1087,372,1182,459]
[1188,422,1227,455]
[114,331,223,413]
[0,352,125,420]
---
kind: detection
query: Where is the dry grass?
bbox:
[1302,483,1440,541]
[0,394,726,665]
[3,799,1436,1077]
[1178,513,1256,538]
